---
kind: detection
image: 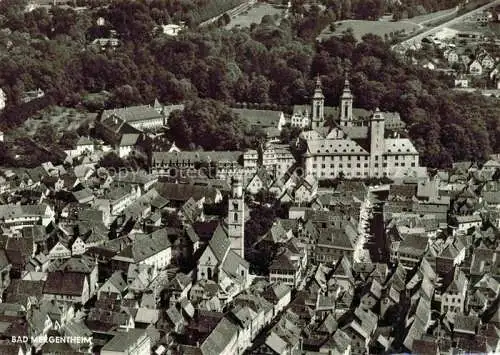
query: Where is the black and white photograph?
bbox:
[0,0,499,354]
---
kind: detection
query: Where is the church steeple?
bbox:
[228,176,245,259]
[369,107,385,177]
[340,77,354,127]
[311,76,325,130]
[313,76,324,99]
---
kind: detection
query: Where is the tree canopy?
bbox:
[168,99,264,151]
[0,0,498,168]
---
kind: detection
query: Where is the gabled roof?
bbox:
[389,184,417,200]
[341,125,369,139]
[103,270,127,293]
[101,329,148,353]
[5,279,44,304]
[105,186,131,202]
[412,339,438,355]
[269,253,299,273]
[185,225,200,244]
[332,256,354,280]
[446,270,468,294]
[200,317,239,355]
[0,204,50,220]
[119,133,141,146]
[271,283,291,300]
[317,226,355,250]
[454,314,479,334]
[317,312,337,334]
[247,167,274,190]
[116,229,171,263]
[306,137,369,156]
[152,151,242,165]
[103,105,163,123]
[265,332,288,354]
[168,273,192,291]
[57,256,95,274]
[134,307,159,324]
[222,250,249,278]
[330,329,351,353]
[398,234,429,255]
[76,136,93,146]
[113,171,157,186]
[261,222,289,244]
[156,182,219,202]
[43,271,86,296]
[208,224,230,263]
[231,305,257,328]
[456,214,482,223]
[5,237,34,267]
[473,274,499,292]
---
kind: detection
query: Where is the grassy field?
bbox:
[318,20,420,42]
[226,3,284,29]
[11,106,95,139]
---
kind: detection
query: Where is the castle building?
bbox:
[302,79,420,180]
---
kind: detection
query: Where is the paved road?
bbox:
[415,7,459,26]
[199,0,256,27]
[393,0,500,52]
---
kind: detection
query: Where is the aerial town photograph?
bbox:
[0,0,499,354]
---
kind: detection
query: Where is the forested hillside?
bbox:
[0,0,498,168]
[315,0,463,21]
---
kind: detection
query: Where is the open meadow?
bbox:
[317,19,421,42]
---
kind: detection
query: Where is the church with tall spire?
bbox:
[339,78,354,127]
[291,76,363,130]
[310,77,325,130]
[195,176,250,298]
[298,76,421,179]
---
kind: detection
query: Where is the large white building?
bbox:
[102,105,165,131]
[0,204,55,230]
[302,78,420,180]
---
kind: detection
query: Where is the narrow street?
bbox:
[364,187,390,263]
